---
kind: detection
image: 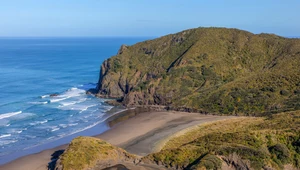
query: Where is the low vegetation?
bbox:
[56,136,135,170]
[144,111,300,169]
[56,111,299,170]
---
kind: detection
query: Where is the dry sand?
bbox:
[0,111,234,170]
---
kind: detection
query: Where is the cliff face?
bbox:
[96,27,300,116]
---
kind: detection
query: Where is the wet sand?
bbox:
[0,110,234,170]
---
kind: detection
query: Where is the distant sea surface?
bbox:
[0,37,149,162]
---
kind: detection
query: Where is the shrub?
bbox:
[192,154,222,170]
[269,144,291,164]
[112,59,123,72]
[280,90,289,96]
[217,146,266,169]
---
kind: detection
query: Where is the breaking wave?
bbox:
[0,111,22,120]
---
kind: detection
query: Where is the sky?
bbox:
[0,0,299,37]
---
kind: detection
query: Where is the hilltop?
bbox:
[94,27,300,116]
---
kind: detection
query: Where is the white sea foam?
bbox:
[0,111,22,120]
[22,109,126,149]
[79,104,97,113]
[0,140,18,146]
[60,87,85,98]
[50,97,70,103]
[47,136,56,140]
[24,135,36,139]
[41,120,48,124]
[67,122,99,136]
[59,103,97,112]
[28,101,48,105]
[29,120,48,126]
[51,127,60,132]
[90,108,99,113]
[59,98,87,107]
[59,124,68,128]
[40,95,50,98]
[59,101,77,107]
[0,134,11,139]
[68,123,78,126]
[16,130,23,134]
[62,109,127,138]
[7,128,25,134]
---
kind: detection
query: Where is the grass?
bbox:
[58,111,300,169]
[144,110,300,169]
[58,136,135,170]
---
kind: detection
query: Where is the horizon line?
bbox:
[0,36,157,38]
[0,35,298,39]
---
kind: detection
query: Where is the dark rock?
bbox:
[86,88,98,95]
[104,100,123,106]
[141,47,153,55]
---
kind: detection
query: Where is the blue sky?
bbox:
[0,0,299,37]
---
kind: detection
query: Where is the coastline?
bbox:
[0,107,129,166]
[0,108,235,170]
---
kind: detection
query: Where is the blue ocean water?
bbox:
[0,37,149,162]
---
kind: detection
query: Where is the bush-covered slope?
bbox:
[96,27,300,116]
[143,111,300,170]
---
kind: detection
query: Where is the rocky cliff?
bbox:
[95,27,300,116]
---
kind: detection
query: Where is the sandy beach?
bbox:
[0,110,234,170]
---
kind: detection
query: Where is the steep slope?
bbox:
[95,27,300,116]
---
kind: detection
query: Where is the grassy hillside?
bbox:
[55,137,136,170]
[96,27,300,116]
[57,111,300,170]
[144,110,300,170]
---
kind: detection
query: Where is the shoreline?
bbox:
[0,108,235,170]
[0,107,130,165]
[0,107,150,166]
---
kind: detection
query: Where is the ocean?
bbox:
[0,37,149,164]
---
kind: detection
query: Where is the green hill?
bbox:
[144,110,300,170]
[95,27,300,116]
